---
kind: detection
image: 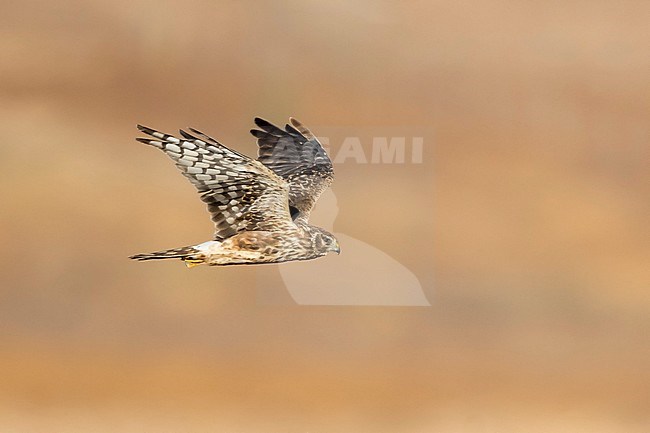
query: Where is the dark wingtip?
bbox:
[254,117,286,135]
[136,124,154,133]
[254,117,270,127]
[250,129,266,138]
[188,127,204,135]
[137,124,162,139]
[285,123,301,136]
[179,129,196,140]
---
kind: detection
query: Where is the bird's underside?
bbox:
[129,117,339,267]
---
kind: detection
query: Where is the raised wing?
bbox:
[250,117,334,221]
[136,125,294,240]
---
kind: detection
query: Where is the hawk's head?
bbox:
[313,229,340,255]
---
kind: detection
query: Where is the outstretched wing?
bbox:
[136,125,294,240]
[250,117,334,221]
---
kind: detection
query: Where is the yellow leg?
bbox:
[183,258,204,268]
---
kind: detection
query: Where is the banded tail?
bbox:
[129,246,206,268]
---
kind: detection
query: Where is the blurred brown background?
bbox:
[1,1,648,431]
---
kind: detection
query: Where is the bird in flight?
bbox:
[130,117,339,267]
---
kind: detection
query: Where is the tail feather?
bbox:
[129,246,203,263]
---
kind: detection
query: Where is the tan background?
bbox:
[1,1,648,431]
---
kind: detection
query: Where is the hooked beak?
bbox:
[333,241,341,255]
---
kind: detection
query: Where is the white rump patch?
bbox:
[194,241,223,254]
